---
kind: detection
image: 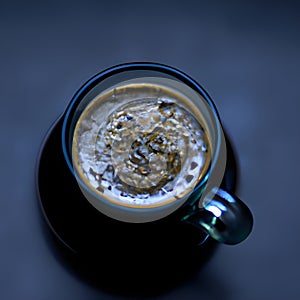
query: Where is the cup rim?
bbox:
[61,62,223,214]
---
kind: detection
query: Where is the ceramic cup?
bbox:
[61,62,253,245]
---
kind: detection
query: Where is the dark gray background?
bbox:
[1,0,299,299]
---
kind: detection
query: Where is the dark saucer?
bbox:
[36,115,238,296]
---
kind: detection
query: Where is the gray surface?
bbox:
[1,0,299,299]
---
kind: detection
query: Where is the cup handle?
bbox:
[184,188,253,245]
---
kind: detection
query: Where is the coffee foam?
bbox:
[72,81,211,208]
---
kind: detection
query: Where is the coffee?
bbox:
[72,80,211,209]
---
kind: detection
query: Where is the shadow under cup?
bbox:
[35,63,254,295]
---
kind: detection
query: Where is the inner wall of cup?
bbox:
[64,67,225,221]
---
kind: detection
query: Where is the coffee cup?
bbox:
[61,62,253,245]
